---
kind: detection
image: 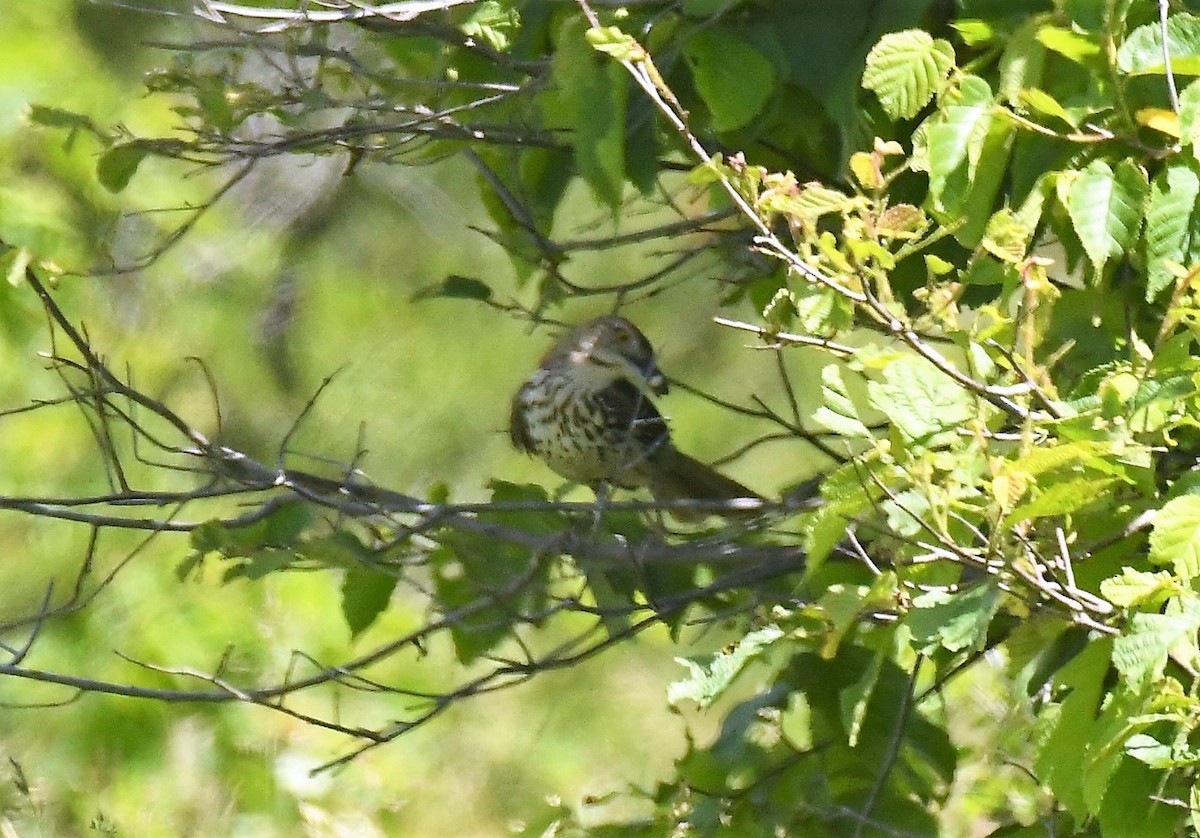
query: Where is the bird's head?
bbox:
[563,315,668,395]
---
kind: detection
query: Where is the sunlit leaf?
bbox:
[1149,495,1200,580]
[1064,159,1148,275]
[668,626,784,708]
[862,30,955,120]
[1145,162,1200,300]
[1099,567,1179,608]
[812,364,872,438]
[906,585,1003,654]
[1118,13,1200,75]
[866,354,976,442]
[1112,605,1200,691]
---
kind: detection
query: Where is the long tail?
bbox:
[644,447,761,516]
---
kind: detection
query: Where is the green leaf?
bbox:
[838,651,882,747]
[551,18,627,211]
[866,354,976,442]
[411,274,493,302]
[1097,758,1182,837]
[1124,733,1179,769]
[998,17,1046,106]
[1145,161,1200,300]
[1064,159,1148,276]
[683,27,776,132]
[1178,80,1200,157]
[1112,605,1200,691]
[982,207,1034,263]
[926,75,994,210]
[459,1,519,52]
[862,30,955,120]
[1002,475,1117,527]
[812,365,872,438]
[25,104,104,136]
[585,25,645,62]
[97,142,150,193]
[905,584,1003,654]
[1036,25,1102,64]
[1149,494,1200,580]
[1034,638,1112,820]
[1099,567,1179,608]
[1118,13,1200,76]
[341,566,399,639]
[667,625,784,708]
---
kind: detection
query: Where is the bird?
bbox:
[509,314,761,516]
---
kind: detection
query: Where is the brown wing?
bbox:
[509,383,536,453]
[595,378,671,456]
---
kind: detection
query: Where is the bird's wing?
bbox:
[596,378,671,454]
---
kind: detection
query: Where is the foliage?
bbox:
[8,0,1200,835]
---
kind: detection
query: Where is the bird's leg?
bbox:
[590,480,611,532]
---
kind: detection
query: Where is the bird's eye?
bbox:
[613,326,631,342]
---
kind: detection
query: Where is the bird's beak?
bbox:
[644,361,668,395]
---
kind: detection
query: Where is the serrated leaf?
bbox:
[862,30,955,120]
[683,27,776,132]
[1112,607,1200,691]
[1099,567,1178,608]
[1003,475,1116,526]
[341,566,399,639]
[1118,13,1200,75]
[1149,494,1200,580]
[1020,87,1075,125]
[1179,80,1200,158]
[812,365,872,438]
[1145,161,1200,300]
[1008,440,1116,478]
[1065,159,1148,275]
[97,142,150,192]
[667,626,784,708]
[866,354,976,442]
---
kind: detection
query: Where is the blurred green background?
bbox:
[0,3,816,835]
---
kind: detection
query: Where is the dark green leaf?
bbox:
[683,27,777,132]
[551,18,627,211]
[412,275,493,302]
[97,142,150,192]
[341,566,399,639]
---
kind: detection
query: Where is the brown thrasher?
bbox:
[509,315,759,512]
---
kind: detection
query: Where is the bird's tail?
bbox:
[644,447,762,517]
